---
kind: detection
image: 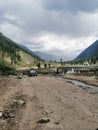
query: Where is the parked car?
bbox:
[28,69,37,77]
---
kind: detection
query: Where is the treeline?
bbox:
[67,55,98,65]
[19,44,42,61]
[0,33,21,64]
[0,59,14,72]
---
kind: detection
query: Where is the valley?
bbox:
[0,33,98,130]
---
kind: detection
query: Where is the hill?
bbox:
[76,40,98,60]
[0,33,42,71]
[18,44,41,60]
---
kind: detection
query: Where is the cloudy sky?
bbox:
[0,0,98,60]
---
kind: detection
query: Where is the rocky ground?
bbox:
[0,75,98,130]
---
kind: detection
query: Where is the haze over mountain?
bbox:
[34,51,61,62]
[76,40,98,60]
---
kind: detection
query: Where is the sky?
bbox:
[0,0,98,60]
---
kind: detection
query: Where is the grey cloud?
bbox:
[1,15,21,28]
[0,1,24,27]
[41,0,98,13]
[0,0,98,38]
[27,11,98,38]
[22,41,45,50]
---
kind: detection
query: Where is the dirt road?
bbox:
[0,76,98,130]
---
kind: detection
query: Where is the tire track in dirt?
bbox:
[18,77,45,130]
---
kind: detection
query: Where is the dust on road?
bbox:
[0,76,98,130]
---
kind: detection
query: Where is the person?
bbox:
[57,68,59,74]
[48,63,50,68]
[37,63,40,69]
[64,68,67,74]
[44,64,47,68]
[72,68,74,74]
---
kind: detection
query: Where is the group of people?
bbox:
[37,63,51,69]
[56,68,75,74]
[56,67,67,74]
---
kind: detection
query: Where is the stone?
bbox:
[14,99,25,106]
[54,121,60,125]
[37,117,50,123]
[17,100,25,105]
[18,75,22,79]
[40,106,44,109]
[0,112,3,118]
[13,99,17,103]
[3,113,8,118]
[8,113,15,118]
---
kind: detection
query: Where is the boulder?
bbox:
[37,117,50,123]
[13,99,25,106]
[8,113,15,118]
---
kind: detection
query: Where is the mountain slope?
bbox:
[76,40,98,60]
[19,44,41,60]
[0,33,41,70]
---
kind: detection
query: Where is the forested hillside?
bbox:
[74,40,98,65]
[76,40,98,60]
[0,33,21,65]
[0,33,42,71]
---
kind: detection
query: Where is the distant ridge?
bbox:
[76,40,98,60]
[34,51,60,62]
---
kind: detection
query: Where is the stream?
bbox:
[67,79,98,94]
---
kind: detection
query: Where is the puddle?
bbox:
[66,79,98,94]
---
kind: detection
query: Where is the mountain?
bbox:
[34,51,60,62]
[0,33,42,70]
[76,40,98,60]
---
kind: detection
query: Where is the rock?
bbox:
[3,112,15,119]
[3,112,9,119]
[40,106,44,109]
[54,121,60,125]
[17,100,25,105]
[18,75,22,79]
[0,112,3,118]
[14,99,25,106]
[50,110,54,113]
[13,99,17,103]
[8,113,15,118]
[37,117,50,123]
